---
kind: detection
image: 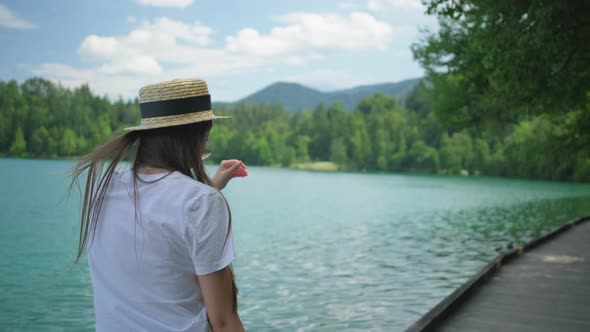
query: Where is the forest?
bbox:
[1,1,588,181]
[0,77,588,182]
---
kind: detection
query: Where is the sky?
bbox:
[0,0,437,102]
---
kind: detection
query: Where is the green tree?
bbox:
[488,141,507,176]
[330,137,348,169]
[9,127,27,156]
[414,0,589,123]
[473,139,491,175]
[295,135,311,162]
[1,76,588,181]
[440,133,462,174]
[308,103,331,160]
[348,116,371,170]
[454,132,474,172]
[281,147,297,167]
[30,126,50,155]
[209,125,232,160]
[407,140,440,173]
[405,81,432,119]
[0,81,25,151]
[253,137,273,165]
[573,152,590,182]
[60,128,78,156]
[414,0,590,172]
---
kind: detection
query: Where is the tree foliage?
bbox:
[0,78,588,181]
[0,78,139,158]
[413,0,590,129]
[409,0,590,180]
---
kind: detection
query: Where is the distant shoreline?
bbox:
[2,156,589,184]
[290,161,339,172]
[0,155,341,171]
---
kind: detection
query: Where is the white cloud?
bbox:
[79,35,119,60]
[283,56,306,65]
[77,17,214,74]
[135,0,193,8]
[99,55,162,75]
[226,12,394,58]
[130,17,213,46]
[0,4,37,29]
[360,0,437,54]
[339,2,363,10]
[28,12,396,100]
[29,17,265,99]
[340,0,425,12]
[368,0,425,11]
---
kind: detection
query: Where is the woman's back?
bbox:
[88,169,235,332]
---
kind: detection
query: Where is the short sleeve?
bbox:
[185,189,236,276]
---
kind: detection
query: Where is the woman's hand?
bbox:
[212,160,248,190]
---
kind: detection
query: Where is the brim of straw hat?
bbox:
[124,110,230,131]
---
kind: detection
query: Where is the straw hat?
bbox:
[124,78,229,131]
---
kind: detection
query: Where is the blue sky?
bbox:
[0,0,437,101]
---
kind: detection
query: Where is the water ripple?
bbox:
[1,160,590,331]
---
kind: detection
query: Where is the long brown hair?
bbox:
[68,120,238,311]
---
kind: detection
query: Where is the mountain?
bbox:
[234,77,421,112]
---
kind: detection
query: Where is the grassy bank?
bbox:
[291,162,339,172]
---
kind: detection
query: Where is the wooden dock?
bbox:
[406,216,590,332]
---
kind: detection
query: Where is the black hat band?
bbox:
[140,94,212,119]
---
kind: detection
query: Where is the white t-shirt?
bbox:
[87,169,235,332]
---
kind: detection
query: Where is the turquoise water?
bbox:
[1,158,589,331]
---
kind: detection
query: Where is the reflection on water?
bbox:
[1,158,589,331]
[235,195,590,331]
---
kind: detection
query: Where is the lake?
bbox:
[1,158,589,331]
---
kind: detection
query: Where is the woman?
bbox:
[69,79,247,331]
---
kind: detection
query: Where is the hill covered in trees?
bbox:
[1,77,588,182]
[236,78,420,112]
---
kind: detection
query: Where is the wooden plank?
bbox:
[438,313,590,332]
[405,216,590,332]
[456,301,590,324]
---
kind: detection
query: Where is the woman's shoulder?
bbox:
[115,169,217,203]
[163,173,226,225]
[163,171,219,203]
